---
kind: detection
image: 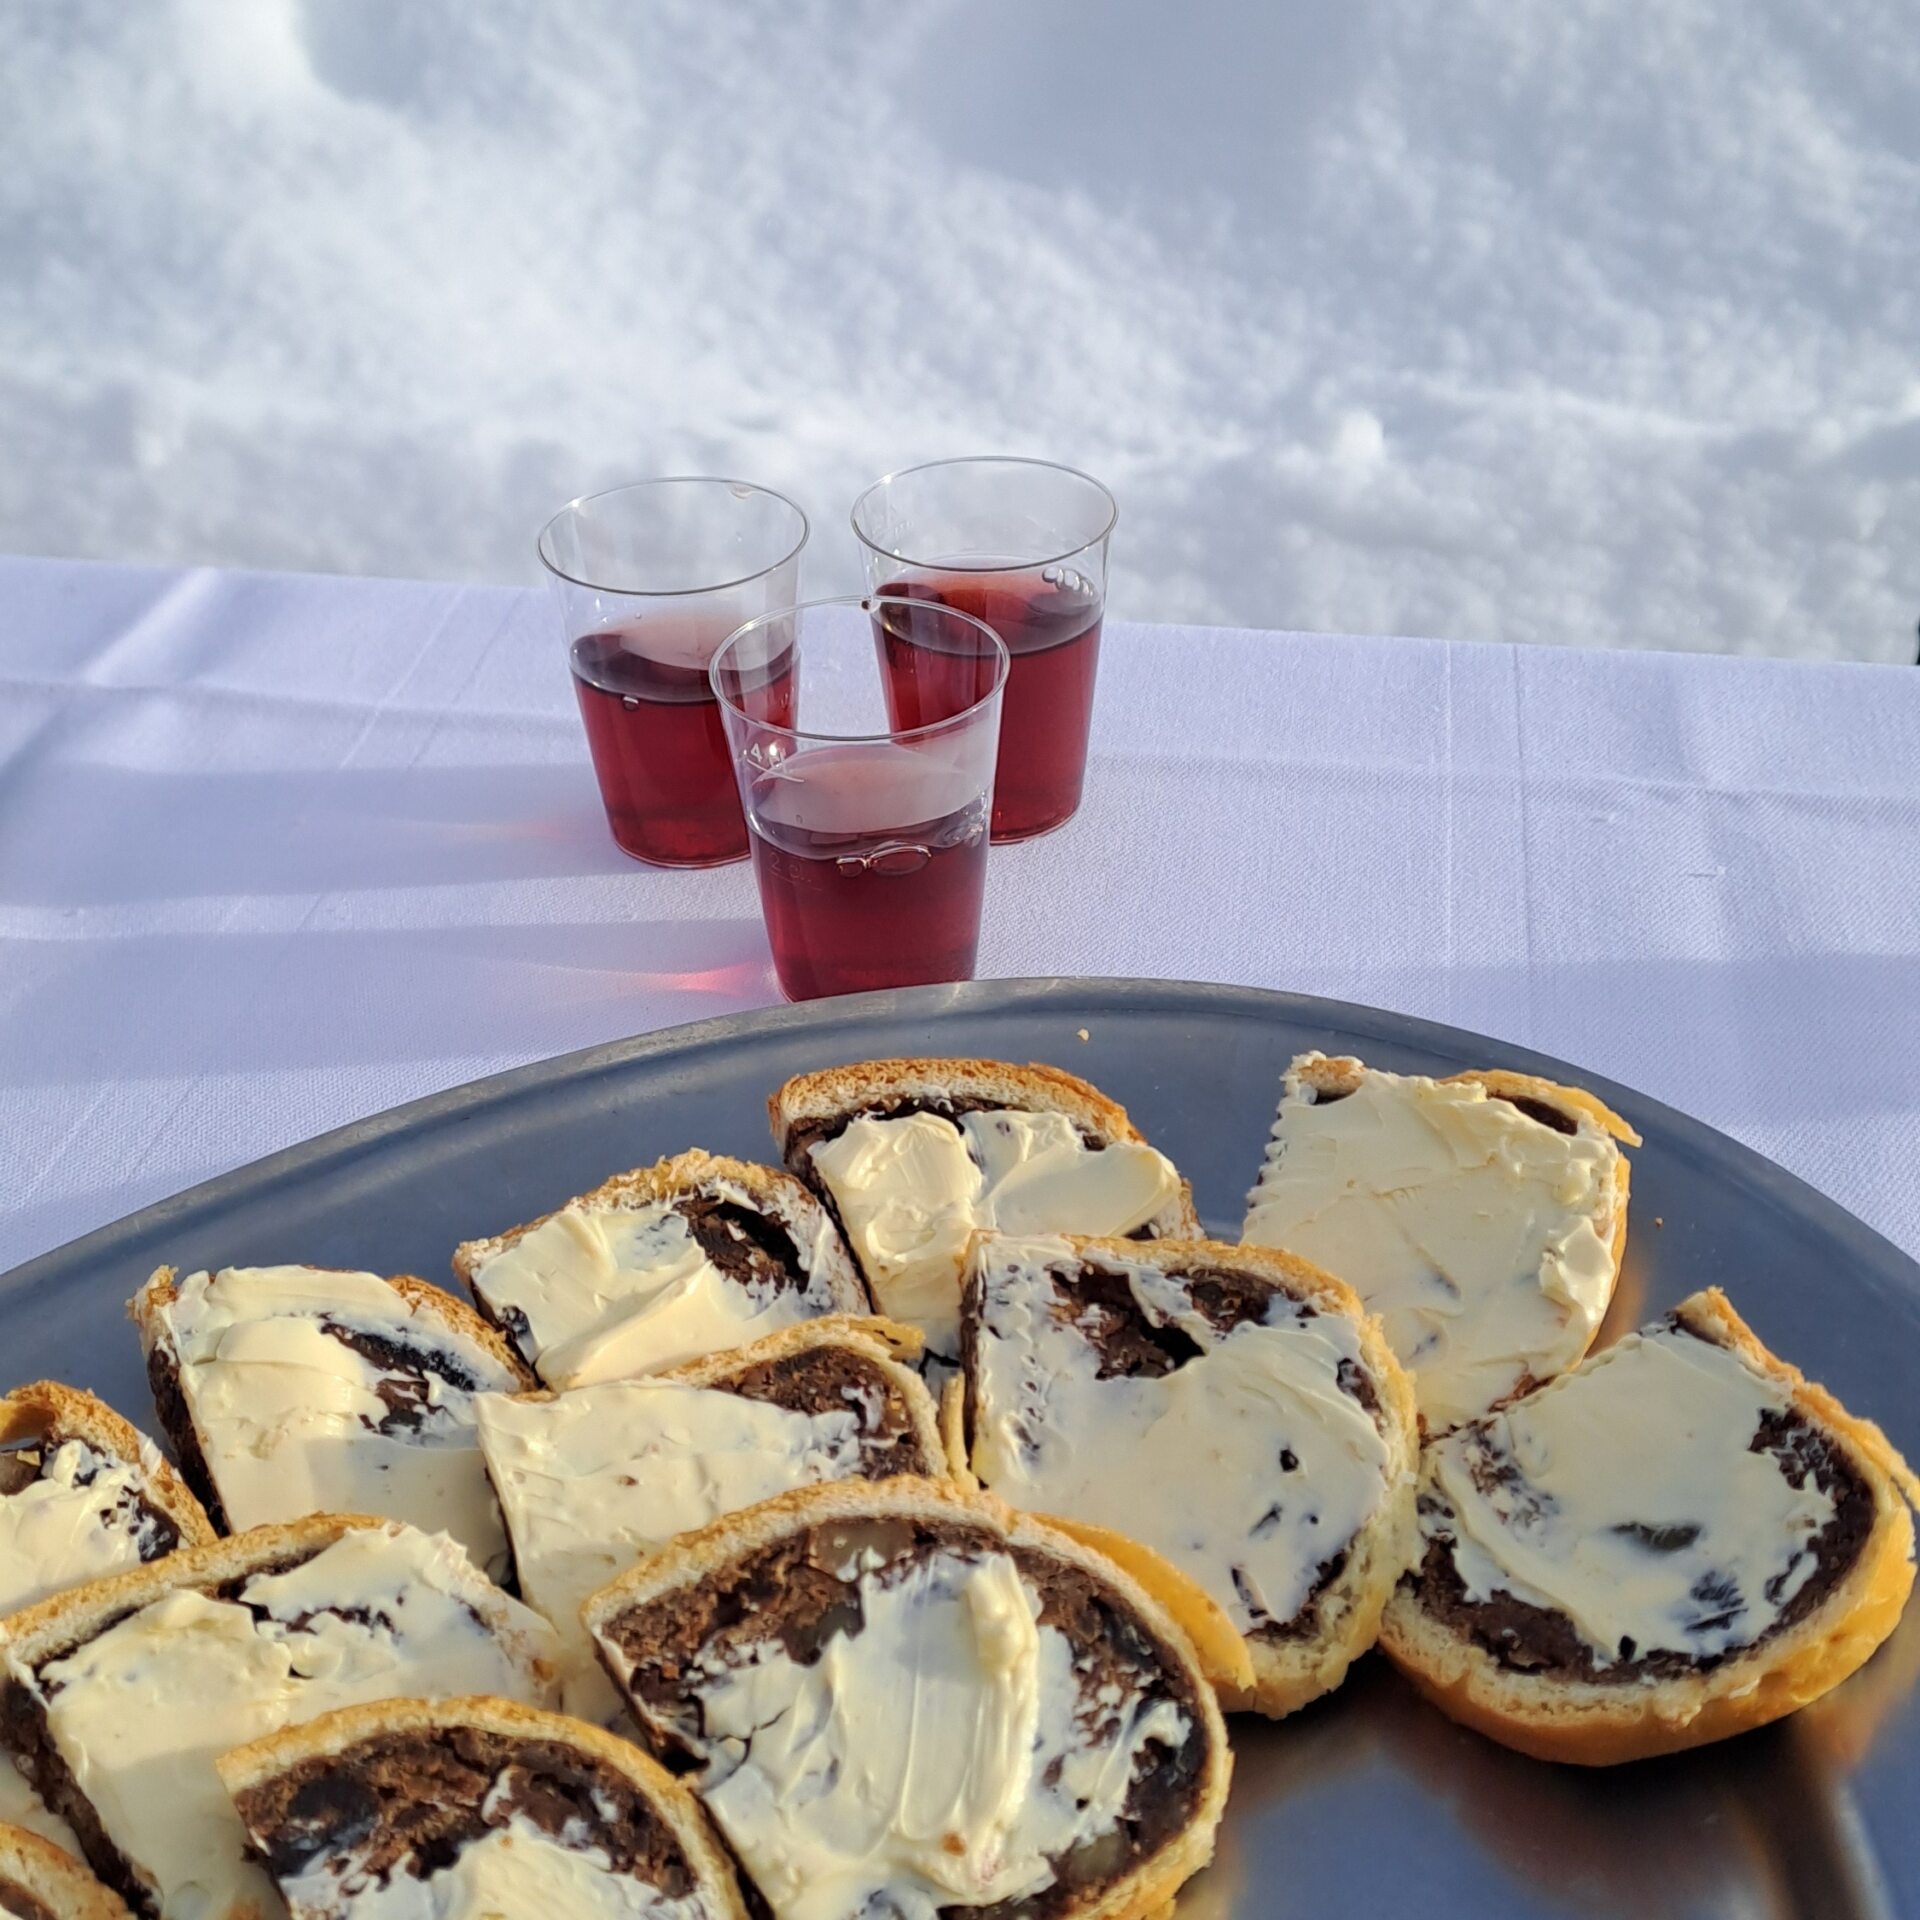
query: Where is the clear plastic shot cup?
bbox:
[851,457,1115,840]
[538,478,807,866]
[709,595,1009,1000]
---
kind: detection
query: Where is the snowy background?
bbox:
[3,0,1916,660]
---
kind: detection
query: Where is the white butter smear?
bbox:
[810,1109,1181,1356]
[688,1549,1188,1920]
[1424,1325,1838,1667]
[19,1525,556,1920]
[1242,1058,1624,1429]
[470,1194,831,1389]
[282,1810,710,1920]
[0,1439,168,1617]
[969,1235,1395,1634]
[0,1751,81,1857]
[157,1266,521,1580]
[477,1380,868,1719]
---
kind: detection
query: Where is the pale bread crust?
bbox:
[0,1514,556,1689]
[766,1059,1202,1242]
[215,1695,749,1920]
[0,1383,214,1559]
[130,1265,535,1389]
[0,1823,133,1920]
[1378,1287,1919,1765]
[486,1314,950,1480]
[938,1375,969,1486]
[583,1477,1231,1920]
[449,1148,870,1319]
[958,1231,1421,1719]
[1277,1054,1636,1404]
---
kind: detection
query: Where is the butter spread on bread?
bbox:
[469,1207,820,1388]
[1381,1290,1918,1762]
[2,1522,556,1920]
[587,1481,1228,1920]
[968,1234,1393,1635]
[1243,1055,1631,1429]
[0,1761,81,1859]
[1424,1323,1838,1667]
[686,1550,1186,1920]
[0,1446,178,1620]
[459,1160,860,1391]
[0,1385,211,1621]
[220,1698,745,1920]
[810,1111,1180,1356]
[289,1821,688,1920]
[139,1266,523,1578]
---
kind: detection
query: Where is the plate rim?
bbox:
[6,973,1916,1306]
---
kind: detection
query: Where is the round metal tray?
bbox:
[6,978,1916,1917]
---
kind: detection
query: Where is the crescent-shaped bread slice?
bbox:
[1379,1288,1917,1764]
[1,1382,214,1620]
[132,1265,530,1579]
[217,1695,747,1920]
[453,1149,870,1388]
[584,1477,1230,1920]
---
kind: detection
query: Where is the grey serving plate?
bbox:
[5,977,1917,1918]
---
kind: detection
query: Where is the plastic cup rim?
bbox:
[849,455,1118,574]
[536,476,810,598]
[708,593,1011,747]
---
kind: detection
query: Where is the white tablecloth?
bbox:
[3,554,1917,1274]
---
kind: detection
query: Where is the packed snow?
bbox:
[1,0,1915,659]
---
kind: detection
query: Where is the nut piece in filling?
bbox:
[217,1696,746,1920]
[475,1317,945,1719]
[770,1060,1198,1361]
[453,1152,869,1390]
[0,1517,559,1920]
[1242,1053,1638,1432]
[1381,1288,1919,1764]
[0,1821,134,1920]
[0,1383,214,1620]
[960,1232,1418,1718]
[132,1266,530,1582]
[585,1479,1230,1920]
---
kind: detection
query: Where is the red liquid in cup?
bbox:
[572,630,790,867]
[876,569,1102,839]
[746,743,990,1000]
